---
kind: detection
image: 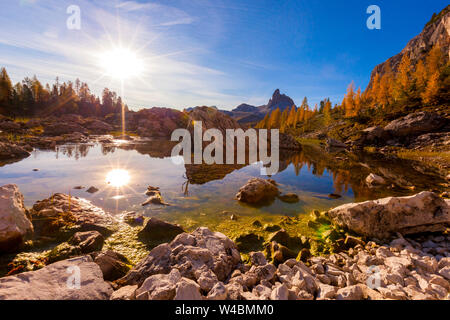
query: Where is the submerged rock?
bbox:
[366,173,387,187]
[121,211,144,225]
[278,193,300,203]
[137,218,184,243]
[86,186,99,194]
[0,256,113,300]
[328,191,450,239]
[235,178,279,204]
[0,184,33,252]
[142,186,169,206]
[235,233,264,251]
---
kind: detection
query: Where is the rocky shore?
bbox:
[0,182,448,300]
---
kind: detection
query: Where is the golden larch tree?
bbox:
[421,71,440,105]
[413,60,427,92]
[393,53,412,100]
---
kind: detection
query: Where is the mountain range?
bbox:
[221,89,296,124]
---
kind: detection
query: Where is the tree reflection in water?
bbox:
[55,140,446,201]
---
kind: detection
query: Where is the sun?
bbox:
[100,47,144,80]
[106,169,130,188]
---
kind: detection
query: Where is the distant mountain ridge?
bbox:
[222,89,296,124]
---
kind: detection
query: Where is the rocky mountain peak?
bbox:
[267,89,295,111]
[367,5,449,91]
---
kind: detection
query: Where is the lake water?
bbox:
[0,138,443,231]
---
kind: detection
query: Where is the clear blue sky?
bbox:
[0,0,447,110]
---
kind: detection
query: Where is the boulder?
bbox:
[31,193,116,240]
[317,284,337,300]
[0,184,33,252]
[207,282,228,300]
[235,178,279,204]
[361,126,387,143]
[174,278,202,300]
[68,231,104,253]
[121,211,144,225]
[365,173,387,186]
[336,285,364,300]
[196,269,218,292]
[86,186,99,194]
[250,252,268,266]
[110,285,137,300]
[328,192,450,239]
[270,284,289,300]
[137,218,184,242]
[92,250,131,281]
[234,233,264,251]
[268,229,290,246]
[271,242,297,264]
[120,227,241,286]
[384,112,447,138]
[47,242,82,264]
[0,256,113,300]
[135,269,181,300]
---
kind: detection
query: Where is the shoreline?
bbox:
[0,183,448,300]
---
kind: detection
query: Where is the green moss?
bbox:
[295,137,323,146]
[47,242,81,264]
[103,223,149,265]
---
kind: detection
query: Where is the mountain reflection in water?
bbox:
[0,139,445,222]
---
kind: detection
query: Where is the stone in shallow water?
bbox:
[366,173,387,187]
[234,233,264,251]
[235,178,279,204]
[137,217,184,242]
[278,193,300,203]
[86,186,99,194]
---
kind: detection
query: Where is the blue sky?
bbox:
[0,0,447,110]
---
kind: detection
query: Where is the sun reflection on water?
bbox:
[106,169,130,188]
